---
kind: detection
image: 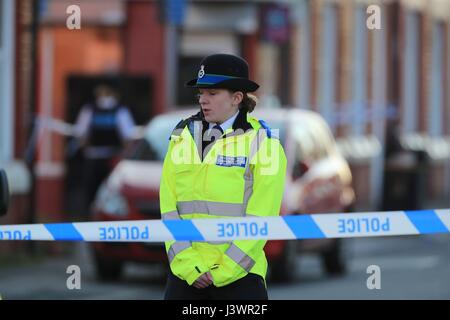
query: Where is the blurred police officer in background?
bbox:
[74,84,136,217]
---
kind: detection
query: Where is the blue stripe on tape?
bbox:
[44,223,83,241]
[163,220,205,241]
[283,215,325,239]
[405,210,449,234]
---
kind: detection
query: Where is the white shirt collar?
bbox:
[208,110,239,132]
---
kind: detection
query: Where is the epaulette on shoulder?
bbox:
[169,119,188,140]
[258,119,272,139]
[175,118,190,130]
[169,112,203,140]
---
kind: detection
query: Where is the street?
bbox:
[1,233,449,300]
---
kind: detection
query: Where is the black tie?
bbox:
[202,124,223,157]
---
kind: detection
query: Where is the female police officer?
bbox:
[160,53,287,300]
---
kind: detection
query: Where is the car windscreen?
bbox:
[123,115,181,161]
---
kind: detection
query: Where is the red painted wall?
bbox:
[123,1,166,115]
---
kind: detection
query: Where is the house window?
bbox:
[177,55,204,107]
[428,22,444,137]
[402,12,419,134]
[0,0,15,162]
[296,0,310,110]
[319,3,337,132]
[0,2,3,46]
[351,5,368,136]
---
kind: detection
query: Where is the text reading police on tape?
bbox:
[217,222,268,238]
[0,230,31,240]
[338,217,390,234]
[99,226,150,240]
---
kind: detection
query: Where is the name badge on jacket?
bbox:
[216,155,247,168]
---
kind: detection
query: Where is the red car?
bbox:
[91,108,355,282]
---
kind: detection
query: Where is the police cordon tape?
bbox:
[1,209,450,242]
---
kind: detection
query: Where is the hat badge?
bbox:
[198,65,205,79]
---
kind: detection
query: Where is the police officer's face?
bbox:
[198,89,243,124]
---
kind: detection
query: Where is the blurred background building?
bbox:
[0,0,449,256]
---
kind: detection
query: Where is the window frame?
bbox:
[0,0,15,163]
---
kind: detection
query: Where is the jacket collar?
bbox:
[178,109,254,141]
[192,109,253,134]
[193,109,252,132]
[231,109,253,132]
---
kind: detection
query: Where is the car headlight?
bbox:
[94,183,129,217]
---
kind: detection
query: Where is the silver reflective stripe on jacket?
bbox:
[194,120,203,161]
[225,243,256,272]
[162,211,193,263]
[161,210,181,220]
[243,128,267,212]
[177,200,245,217]
[207,240,232,245]
[167,241,192,263]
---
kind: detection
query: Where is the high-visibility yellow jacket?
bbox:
[159,110,287,287]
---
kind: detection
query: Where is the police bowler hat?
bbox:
[185,53,259,92]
